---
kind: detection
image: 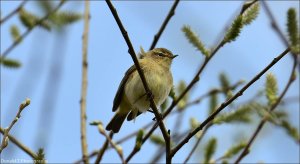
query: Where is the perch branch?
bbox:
[105,0,171,162]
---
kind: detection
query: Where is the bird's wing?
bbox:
[112,65,136,112]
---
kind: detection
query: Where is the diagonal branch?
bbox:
[234,54,297,164]
[149,0,180,50]
[171,48,290,157]
[105,0,171,163]
[80,0,90,163]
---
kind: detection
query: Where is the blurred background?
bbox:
[1,1,299,163]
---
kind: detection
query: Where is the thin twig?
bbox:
[0,0,28,24]
[95,132,114,164]
[0,127,37,159]
[234,54,297,164]
[105,0,171,163]
[183,123,212,164]
[80,0,90,163]
[96,123,126,164]
[0,98,30,153]
[171,48,290,157]
[149,0,180,50]
[1,0,65,58]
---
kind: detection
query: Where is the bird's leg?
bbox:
[147,109,154,113]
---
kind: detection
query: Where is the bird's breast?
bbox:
[125,67,173,112]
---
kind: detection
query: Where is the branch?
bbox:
[0,127,37,158]
[234,54,297,164]
[171,48,290,157]
[105,0,171,162]
[80,0,90,163]
[0,0,29,24]
[0,98,30,153]
[149,0,180,50]
[1,0,65,58]
[95,132,114,164]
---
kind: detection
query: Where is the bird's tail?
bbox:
[106,113,127,133]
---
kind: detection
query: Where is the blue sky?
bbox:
[1,1,299,163]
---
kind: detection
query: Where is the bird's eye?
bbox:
[156,52,165,57]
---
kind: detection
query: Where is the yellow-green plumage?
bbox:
[106,48,177,133]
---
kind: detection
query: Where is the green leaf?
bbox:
[209,93,218,115]
[19,8,51,31]
[160,99,168,113]
[222,160,229,164]
[150,135,165,146]
[135,129,144,150]
[189,118,202,138]
[287,8,300,54]
[213,105,252,124]
[50,11,82,27]
[169,87,176,100]
[10,25,22,43]
[265,73,278,106]
[34,148,46,164]
[182,25,210,57]
[219,73,233,99]
[204,138,217,163]
[242,2,259,25]
[219,73,230,89]
[223,141,247,159]
[223,15,243,44]
[0,57,21,68]
[177,80,189,110]
[280,120,300,142]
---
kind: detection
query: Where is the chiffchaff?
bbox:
[106,48,177,133]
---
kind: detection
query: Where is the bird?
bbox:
[106,48,177,133]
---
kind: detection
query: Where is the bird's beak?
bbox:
[171,54,178,59]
